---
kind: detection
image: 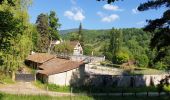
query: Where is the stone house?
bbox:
[69,41,83,56]
[25,53,85,86]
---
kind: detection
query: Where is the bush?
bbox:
[114,51,129,64]
[163,85,170,92]
[155,61,167,70]
[136,55,149,67]
[84,45,93,55]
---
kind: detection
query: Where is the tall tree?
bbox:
[109,28,123,56]
[78,23,84,48]
[36,13,50,53]
[49,11,61,40]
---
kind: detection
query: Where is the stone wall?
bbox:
[83,74,170,87]
[70,55,105,63]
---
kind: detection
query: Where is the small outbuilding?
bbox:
[25,53,55,69]
[37,58,85,86]
[25,53,85,86]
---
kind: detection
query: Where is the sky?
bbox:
[28,0,166,30]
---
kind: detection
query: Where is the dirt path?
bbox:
[0,82,72,96]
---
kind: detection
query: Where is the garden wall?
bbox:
[83,74,170,87]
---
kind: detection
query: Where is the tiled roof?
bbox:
[38,58,84,75]
[25,53,55,64]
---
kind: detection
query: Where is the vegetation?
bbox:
[34,81,70,93]
[0,0,61,81]
[0,92,170,100]
[61,28,170,69]
[0,0,33,81]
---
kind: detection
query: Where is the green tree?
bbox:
[36,13,50,53]
[78,23,84,48]
[54,41,73,55]
[0,0,33,80]
[138,1,170,63]
[109,28,123,63]
[49,11,61,40]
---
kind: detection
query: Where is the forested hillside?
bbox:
[60,28,170,69]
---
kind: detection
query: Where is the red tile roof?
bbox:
[26,53,55,64]
[38,58,84,75]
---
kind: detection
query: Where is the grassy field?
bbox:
[0,92,170,100]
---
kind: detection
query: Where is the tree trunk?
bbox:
[12,71,15,81]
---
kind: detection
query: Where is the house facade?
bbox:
[70,41,83,56]
[25,53,85,86]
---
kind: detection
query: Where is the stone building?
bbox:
[25,53,85,86]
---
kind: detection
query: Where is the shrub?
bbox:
[163,85,170,92]
[136,55,149,67]
[114,51,129,64]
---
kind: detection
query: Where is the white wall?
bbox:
[48,69,77,86]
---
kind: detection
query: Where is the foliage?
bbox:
[36,13,50,52]
[0,93,170,100]
[114,51,129,64]
[83,45,93,55]
[155,61,167,70]
[48,11,61,40]
[0,0,33,79]
[163,85,170,92]
[70,32,79,41]
[136,55,149,67]
[54,41,74,54]
[137,0,170,63]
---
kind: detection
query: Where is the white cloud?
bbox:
[137,21,145,25]
[103,4,123,11]
[132,8,139,14]
[70,0,76,5]
[64,8,85,21]
[101,14,119,23]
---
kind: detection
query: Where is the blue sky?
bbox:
[28,0,165,30]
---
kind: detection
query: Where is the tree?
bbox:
[0,0,33,80]
[49,11,61,40]
[36,13,50,52]
[54,41,73,55]
[97,0,118,4]
[109,28,123,63]
[78,23,84,48]
[97,0,170,64]
[137,0,170,63]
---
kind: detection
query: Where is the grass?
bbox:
[34,81,158,93]
[0,74,15,85]
[34,81,70,92]
[0,92,170,100]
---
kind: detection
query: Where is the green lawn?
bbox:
[0,92,170,100]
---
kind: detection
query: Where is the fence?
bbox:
[15,74,35,82]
